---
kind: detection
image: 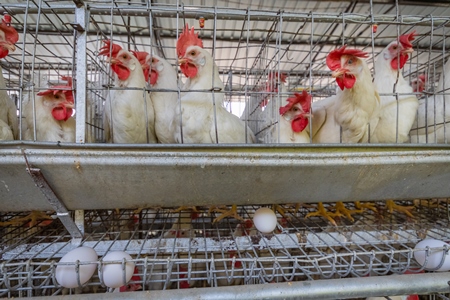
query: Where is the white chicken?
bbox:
[132,51,178,143]
[371,31,419,143]
[306,46,381,224]
[278,90,312,143]
[100,40,157,144]
[22,76,75,142]
[0,14,19,140]
[309,45,381,143]
[410,57,450,143]
[174,24,255,144]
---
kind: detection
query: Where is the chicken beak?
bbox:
[178,58,188,64]
[0,42,16,52]
[401,47,414,54]
[108,57,120,65]
[331,68,347,78]
[64,102,75,109]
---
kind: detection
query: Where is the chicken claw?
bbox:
[211,205,244,223]
[385,200,415,218]
[305,202,342,226]
[354,201,378,213]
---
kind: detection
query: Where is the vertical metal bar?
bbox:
[211,6,219,144]
[442,26,447,144]
[18,3,30,141]
[75,4,87,143]
[244,9,250,143]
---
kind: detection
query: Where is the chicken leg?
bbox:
[211,205,244,223]
[0,211,54,227]
[354,201,378,213]
[385,200,415,218]
[305,202,342,226]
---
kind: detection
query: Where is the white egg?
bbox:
[55,246,98,288]
[414,239,450,271]
[101,251,135,288]
[253,207,277,233]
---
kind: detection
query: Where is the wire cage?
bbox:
[1,200,450,298]
[1,0,450,299]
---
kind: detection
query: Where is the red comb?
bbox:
[0,14,19,45]
[399,31,416,49]
[279,90,312,116]
[268,72,287,83]
[176,24,203,58]
[37,76,74,103]
[99,40,122,57]
[326,45,369,71]
[131,50,149,65]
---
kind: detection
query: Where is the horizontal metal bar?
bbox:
[1,142,450,211]
[1,4,450,26]
[11,273,450,299]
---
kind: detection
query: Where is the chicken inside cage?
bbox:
[0,0,449,145]
[1,0,450,299]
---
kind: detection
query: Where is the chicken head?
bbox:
[176,24,205,78]
[327,45,369,90]
[279,90,312,132]
[37,77,74,122]
[0,14,18,59]
[100,40,137,81]
[383,31,416,70]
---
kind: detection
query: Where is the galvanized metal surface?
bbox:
[25,167,83,240]
[1,142,450,211]
[10,273,450,300]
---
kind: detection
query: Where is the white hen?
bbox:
[100,40,157,144]
[174,24,255,144]
[0,14,19,140]
[372,31,419,143]
[22,77,75,142]
[410,57,450,143]
[310,46,381,143]
[133,51,178,144]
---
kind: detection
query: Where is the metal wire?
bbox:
[1,200,449,297]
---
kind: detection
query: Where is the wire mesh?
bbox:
[0,1,449,144]
[1,200,449,297]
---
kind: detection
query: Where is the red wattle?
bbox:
[291,117,308,133]
[150,69,158,85]
[180,63,198,78]
[390,54,408,70]
[52,106,68,121]
[336,74,356,90]
[111,64,130,81]
[0,48,8,59]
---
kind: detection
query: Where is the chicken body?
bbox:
[410,58,450,143]
[0,14,19,140]
[175,27,255,144]
[101,41,157,144]
[310,47,381,143]
[22,80,75,142]
[372,33,418,143]
[148,54,179,143]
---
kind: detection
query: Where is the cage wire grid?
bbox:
[1,200,450,297]
[1,0,450,298]
[0,1,450,143]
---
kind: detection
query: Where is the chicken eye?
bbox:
[54,95,60,99]
[347,59,353,65]
[190,50,196,56]
[123,54,128,59]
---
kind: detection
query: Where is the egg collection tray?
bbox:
[0,200,449,298]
